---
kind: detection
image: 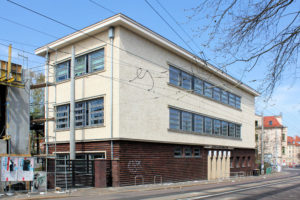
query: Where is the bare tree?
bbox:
[187,0,299,99]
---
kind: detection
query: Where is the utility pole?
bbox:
[261,112,264,175]
[70,46,75,160]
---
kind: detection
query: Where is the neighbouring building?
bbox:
[35,14,259,187]
[287,136,300,167]
[255,115,288,167]
[0,60,30,155]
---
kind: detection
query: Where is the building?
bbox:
[0,59,30,155]
[35,14,259,186]
[286,136,300,167]
[255,115,287,167]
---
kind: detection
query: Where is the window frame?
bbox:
[56,61,70,82]
[204,117,213,134]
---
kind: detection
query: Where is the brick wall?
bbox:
[230,148,256,175]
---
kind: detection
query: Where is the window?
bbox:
[229,123,235,137]
[194,115,203,133]
[169,108,180,130]
[174,147,182,157]
[222,121,228,136]
[213,87,221,101]
[255,134,258,142]
[194,78,203,95]
[56,105,69,129]
[89,153,106,160]
[182,111,192,131]
[75,55,86,76]
[255,120,258,127]
[89,49,104,72]
[229,93,236,107]
[184,147,192,157]
[194,148,201,157]
[242,157,246,167]
[181,72,192,90]
[235,124,241,138]
[247,156,251,167]
[56,61,69,82]
[169,66,181,86]
[235,96,241,109]
[221,90,228,104]
[235,157,240,168]
[89,98,104,126]
[204,82,213,98]
[204,117,212,134]
[282,147,285,155]
[56,98,104,130]
[230,157,233,168]
[213,120,221,135]
[282,134,285,142]
[269,120,272,125]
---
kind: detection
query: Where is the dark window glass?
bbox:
[89,49,104,72]
[169,66,181,86]
[194,115,203,133]
[194,148,201,157]
[204,117,212,134]
[221,90,228,104]
[75,55,86,76]
[235,157,240,168]
[230,157,233,168]
[56,105,69,129]
[213,87,221,101]
[174,147,182,157]
[181,72,192,90]
[242,157,246,167]
[184,147,192,157]
[213,120,221,135]
[247,156,251,167]
[229,93,236,107]
[194,78,203,95]
[182,111,192,131]
[222,121,228,136]
[89,98,104,125]
[204,82,213,98]
[170,108,181,130]
[56,61,69,82]
[236,124,241,138]
[229,123,235,137]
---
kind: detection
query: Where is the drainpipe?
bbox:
[109,27,115,160]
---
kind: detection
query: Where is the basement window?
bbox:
[194,148,201,158]
[184,147,192,157]
[174,147,182,158]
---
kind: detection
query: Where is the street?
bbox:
[53,168,300,200]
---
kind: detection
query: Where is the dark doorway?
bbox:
[0,85,7,138]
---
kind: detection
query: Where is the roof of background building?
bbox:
[287,136,300,146]
[263,116,283,128]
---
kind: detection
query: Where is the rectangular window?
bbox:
[242,157,246,167]
[221,90,228,104]
[184,147,192,157]
[213,120,221,135]
[174,147,182,157]
[169,108,180,130]
[75,102,86,127]
[56,105,69,129]
[213,87,221,101]
[194,114,203,133]
[89,49,104,72]
[235,96,241,109]
[88,98,104,126]
[194,78,203,95]
[282,134,285,142]
[282,147,285,155]
[75,55,86,76]
[169,66,181,86]
[89,153,106,160]
[235,124,241,138]
[181,72,192,90]
[56,61,69,82]
[247,156,251,167]
[182,111,192,131]
[194,148,201,157]
[204,82,213,98]
[204,117,212,134]
[255,134,258,141]
[230,157,233,168]
[222,121,228,136]
[235,157,240,168]
[229,93,236,107]
[229,123,235,137]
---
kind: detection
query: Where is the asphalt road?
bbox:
[55,168,300,200]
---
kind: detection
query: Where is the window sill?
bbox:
[56,124,105,132]
[167,83,242,112]
[168,128,242,141]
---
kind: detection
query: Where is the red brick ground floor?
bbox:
[48,140,255,187]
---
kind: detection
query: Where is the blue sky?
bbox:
[0,0,299,136]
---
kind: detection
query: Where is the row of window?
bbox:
[170,108,241,138]
[230,156,252,168]
[169,66,241,109]
[174,147,201,158]
[56,98,104,130]
[56,49,104,82]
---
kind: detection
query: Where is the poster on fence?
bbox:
[0,157,18,181]
[17,157,34,181]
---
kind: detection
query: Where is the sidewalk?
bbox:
[0,172,288,200]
